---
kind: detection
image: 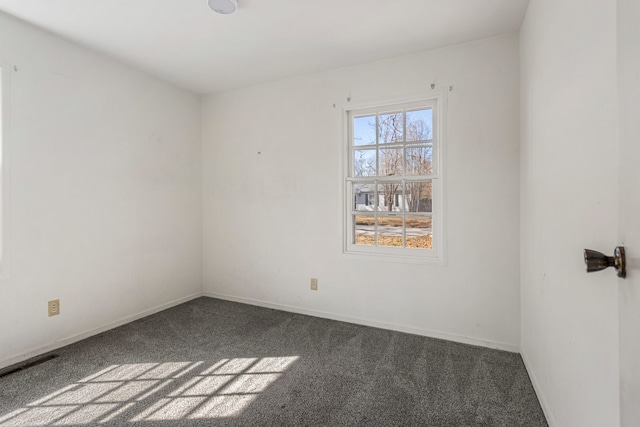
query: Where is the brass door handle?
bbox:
[583,246,626,278]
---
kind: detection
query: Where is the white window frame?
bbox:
[0,62,11,276]
[342,94,445,264]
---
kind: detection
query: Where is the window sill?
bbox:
[343,245,444,265]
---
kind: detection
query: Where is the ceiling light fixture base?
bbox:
[207,0,238,15]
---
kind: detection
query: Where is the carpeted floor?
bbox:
[0,297,547,426]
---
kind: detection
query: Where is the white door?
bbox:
[618,0,640,424]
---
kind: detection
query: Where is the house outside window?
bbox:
[344,97,443,262]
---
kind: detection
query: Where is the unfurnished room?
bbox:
[0,1,638,426]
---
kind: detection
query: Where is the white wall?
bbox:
[618,0,640,424]
[520,1,619,426]
[0,12,202,367]
[202,34,521,350]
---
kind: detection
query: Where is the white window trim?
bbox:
[341,92,446,265]
[0,62,12,277]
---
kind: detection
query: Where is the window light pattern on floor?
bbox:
[0,357,298,426]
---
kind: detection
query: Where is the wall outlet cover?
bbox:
[48,299,60,317]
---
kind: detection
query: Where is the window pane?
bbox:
[353,183,376,212]
[405,181,432,213]
[379,148,403,177]
[353,149,376,177]
[353,215,375,246]
[405,216,432,249]
[406,108,432,142]
[406,145,433,175]
[377,216,404,247]
[378,112,403,143]
[353,115,377,146]
[377,182,402,212]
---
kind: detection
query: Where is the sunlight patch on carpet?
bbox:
[0,357,299,425]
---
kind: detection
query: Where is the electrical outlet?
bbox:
[310,278,318,291]
[48,299,60,317]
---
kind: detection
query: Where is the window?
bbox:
[344,98,442,262]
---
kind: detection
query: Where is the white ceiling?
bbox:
[0,0,530,94]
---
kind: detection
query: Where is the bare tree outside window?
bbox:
[353,149,376,177]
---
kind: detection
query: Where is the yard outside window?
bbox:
[344,98,442,262]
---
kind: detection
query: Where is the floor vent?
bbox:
[0,354,59,378]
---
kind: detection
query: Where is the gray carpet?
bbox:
[0,297,547,426]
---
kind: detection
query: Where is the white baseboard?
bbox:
[203,291,520,353]
[520,346,556,427]
[0,292,203,370]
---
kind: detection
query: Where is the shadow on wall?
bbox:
[0,357,299,425]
